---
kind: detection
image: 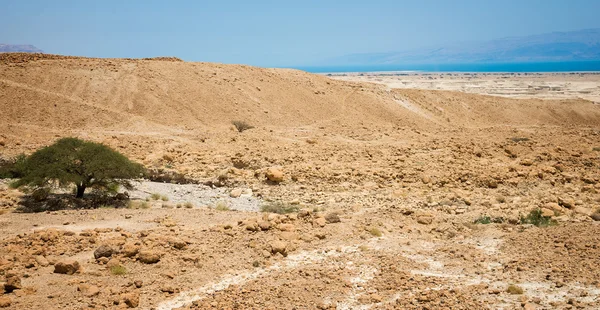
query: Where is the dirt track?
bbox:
[1,54,600,309]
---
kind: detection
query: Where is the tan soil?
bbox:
[1,54,600,309]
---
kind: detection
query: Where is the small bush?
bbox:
[161,195,169,201]
[214,201,230,211]
[506,284,523,295]
[510,137,530,143]
[232,121,254,133]
[150,193,161,200]
[520,209,556,227]
[593,147,600,152]
[252,261,261,268]
[473,216,505,225]
[0,155,26,179]
[110,265,127,275]
[184,202,194,209]
[260,202,299,214]
[128,201,150,209]
[368,227,382,237]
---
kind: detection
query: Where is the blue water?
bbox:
[293,61,600,73]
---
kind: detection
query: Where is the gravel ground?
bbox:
[127,181,262,212]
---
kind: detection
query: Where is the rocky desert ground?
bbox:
[1,53,600,309]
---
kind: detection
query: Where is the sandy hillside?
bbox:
[1,53,600,310]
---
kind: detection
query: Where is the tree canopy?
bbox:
[13,137,145,198]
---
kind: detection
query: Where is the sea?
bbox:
[293,61,600,74]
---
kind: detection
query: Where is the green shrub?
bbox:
[110,265,127,275]
[0,155,26,179]
[510,137,530,143]
[368,227,382,237]
[214,201,230,211]
[473,216,505,224]
[11,138,144,198]
[150,193,161,200]
[506,284,523,295]
[520,209,556,227]
[232,121,254,133]
[184,202,194,209]
[260,202,299,214]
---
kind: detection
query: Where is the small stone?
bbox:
[78,284,100,297]
[313,217,327,227]
[0,297,11,308]
[138,250,160,264]
[229,188,243,198]
[4,275,21,292]
[122,292,140,308]
[258,221,271,231]
[161,286,177,294]
[417,215,433,225]
[122,243,140,258]
[94,245,115,259]
[524,303,537,310]
[540,208,554,217]
[324,213,341,223]
[54,260,81,275]
[266,167,284,183]
[270,241,288,256]
[591,213,600,221]
[35,255,49,267]
[278,224,295,232]
[421,176,432,184]
[134,280,143,288]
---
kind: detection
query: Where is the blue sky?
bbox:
[2,0,600,66]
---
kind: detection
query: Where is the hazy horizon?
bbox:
[2,0,600,67]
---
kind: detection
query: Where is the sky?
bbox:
[1,0,600,67]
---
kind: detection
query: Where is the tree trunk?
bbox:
[76,185,86,198]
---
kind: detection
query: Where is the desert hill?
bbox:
[1,53,599,140]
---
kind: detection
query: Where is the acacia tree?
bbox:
[13,137,144,198]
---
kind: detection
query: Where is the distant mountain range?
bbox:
[0,44,43,53]
[331,29,600,65]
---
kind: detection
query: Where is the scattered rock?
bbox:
[54,260,80,275]
[540,208,554,217]
[313,217,327,227]
[0,297,11,308]
[77,284,100,297]
[229,188,243,198]
[35,255,49,267]
[138,250,160,264]
[94,245,115,259]
[266,167,284,183]
[122,243,140,258]
[122,291,140,308]
[4,275,21,293]
[590,213,600,221]
[417,215,433,225]
[324,213,341,223]
[270,241,288,256]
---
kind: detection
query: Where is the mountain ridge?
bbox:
[330,28,600,65]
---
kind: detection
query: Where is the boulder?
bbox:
[54,260,80,275]
[122,243,140,258]
[266,167,284,183]
[540,208,554,217]
[138,250,160,264]
[417,215,433,225]
[94,245,115,259]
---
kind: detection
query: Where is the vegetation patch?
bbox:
[473,215,505,224]
[214,201,231,211]
[260,202,299,214]
[368,227,383,237]
[232,120,254,133]
[110,265,127,276]
[506,284,524,295]
[520,209,556,227]
[510,137,530,143]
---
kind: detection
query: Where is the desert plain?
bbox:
[0,53,600,309]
